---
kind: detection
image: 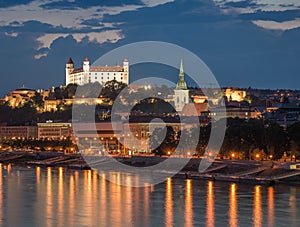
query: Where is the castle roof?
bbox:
[67,57,74,64]
[70,65,124,74]
[90,65,124,72]
[84,57,89,62]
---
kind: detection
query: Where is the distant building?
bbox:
[37,122,72,139]
[5,87,36,108]
[182,103,209,116]
[207,106,261,120]
[264,96,300,128]
[174,60,189,112]
[224,88,246,102]
[65,57,129,86]
[0,126,37,139]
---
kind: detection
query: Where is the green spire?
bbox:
[176,59,187,90]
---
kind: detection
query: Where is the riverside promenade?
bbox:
[1,150,300,185]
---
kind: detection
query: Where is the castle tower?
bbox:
[83,57,90,72]
[66,57,74,85]
[123,58,129,84]
[174,59,189,112]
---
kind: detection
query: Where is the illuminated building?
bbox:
[65,57,129,86]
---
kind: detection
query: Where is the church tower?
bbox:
[174,59,189,112]
[65,57,74,85]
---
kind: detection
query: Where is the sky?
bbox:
[1,0,300,96]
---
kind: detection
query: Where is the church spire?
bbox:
[176,59,187,90]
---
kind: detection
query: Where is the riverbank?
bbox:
[1,150,300,186]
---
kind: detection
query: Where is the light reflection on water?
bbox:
[0,165,299,226]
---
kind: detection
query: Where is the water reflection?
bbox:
[185,179,193,227]
[253,185,262,227]
[0,165,298,226]
[57,167,64,226]
[206,181,215,227]
[229,183,238,227]
[109,172,122,226]
[165,178,173,227]
[46,167,53,227]
[268,187,274,227]
[100,173,107,225]
[69,174,75,226]
[289,187,297,226]
[0,164,2,226]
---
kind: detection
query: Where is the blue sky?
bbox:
[1,0,300,96]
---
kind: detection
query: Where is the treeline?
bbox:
[150,118,300,160]
[0,137,73,151]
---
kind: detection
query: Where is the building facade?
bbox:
[37,122,72,139]
[0,126,38,139]
[66,57,129,86]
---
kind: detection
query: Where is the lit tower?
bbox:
[83,57,90,72]
[174,59,189,112]
[65,57,74,85]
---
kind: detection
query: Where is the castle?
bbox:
[65,57,129,86]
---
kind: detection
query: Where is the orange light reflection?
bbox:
[253,185,262,227]
[46,167,52,227]
[165,178,173,227]
[185,179,193,227]
[229,183,238,227]
[206,181,214,227]
[268,187,274,227]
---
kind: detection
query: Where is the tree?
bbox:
[263,120,288,159]
[150,126,178,156]
[288,122,300,158]
[31,91,44,109]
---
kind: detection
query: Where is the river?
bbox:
[0,164,299,227]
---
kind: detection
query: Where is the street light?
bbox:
[269,155,273,159]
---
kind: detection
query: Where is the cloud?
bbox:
[239,9,300,23]
[40,0,144,9]
[4,32,18,37]
[224,0,260,8]
[0,0,143,29]
[253,19,300,30]
[35,30,124,58]
[0,0,35,8]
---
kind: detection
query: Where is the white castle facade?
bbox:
[65,57,129,86]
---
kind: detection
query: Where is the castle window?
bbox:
[95,77,97,79]
[107,77,109,79]
[101,77,103,79]
[95,73,97,75]
[114,73,116,75]
[121,77,123,80]
[114,77,116,80]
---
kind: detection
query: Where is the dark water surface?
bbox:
[0,164,299,227]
